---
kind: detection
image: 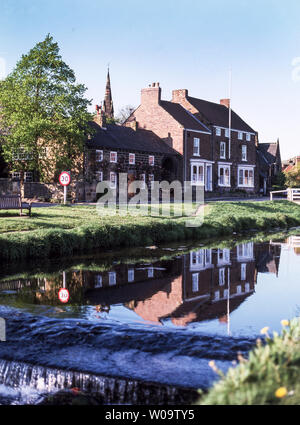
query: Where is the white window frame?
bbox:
[140,174,146,189]
[192,273,199,292]
[24,171,33,182]
[128,269,134,282]
[129,153,135,165]
[245,283,250,293]
[108,272,116,286]
[225,128,229,138]
[110,151,117,163]
[238,131,243,140]
[193,138,200,156]
[220,141,226,159]
[237,242,254,261]
[110,171,117,188]
[95,275,102,288]
[218,248,230,265]
[246,133,251,141]
[148,267,154,278]
[95,171,103,182]
[12,172,21,180]
[219,268,225,286]
[218,164,231,187]
[191,163,205,186]
[216,127,221,136]
[241,263,247,281]
[238,166,254,188]
[149,155,155,166]
[242,145,247,161]
[96,150,103,162]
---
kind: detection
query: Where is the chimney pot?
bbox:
[220,98,230,108]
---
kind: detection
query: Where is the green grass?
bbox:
[198,318,300,405]
[0,200,299,261]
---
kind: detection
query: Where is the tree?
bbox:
[285,166,300,188]
[0,34,92,190]
[116,105,136,124]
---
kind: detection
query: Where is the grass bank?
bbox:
[199,318,300,405]
[0,200,299,261]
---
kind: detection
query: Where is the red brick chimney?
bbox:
[141,82,161,106]
[172,89,188,102]
[94,104,107,128]
[220,98,230,108]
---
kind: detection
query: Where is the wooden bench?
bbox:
[0,195,32,217]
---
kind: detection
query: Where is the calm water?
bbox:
[0,232,299,404]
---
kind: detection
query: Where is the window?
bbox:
[12,172,21,180]
[128,269,134,282]
[216,127,221,136]
[140,174,146,189]
[13,147,32,161]
[190,250,204,269]
[238,167,254,187]
[110,172,117,188]
[108,272,116,286]
[149,155,155,166]
[218,248,230,265]
[148,174,154,188]
[237,242,254,260]
[96,150,103,162]
[238,132,243,140]
[219,268,225,286]
[223,289,229,299]
[110,151,117,163]
[193,138,200,156]
[225,129,229,138]
[192,273,199,292]
[148,267,154,278]
[220,142,226,159]
[242,145,247,161]
[218,165,231,186]
[95,171,103,182]
[241,264,247,281]
[95,275,102,288]
[245,283,250,292]
[214,291,220,301]
[24,172,33,182]
[191,164,204,185]
[129,153,135,165]
[246,133,251,141]
[237,285,242,295]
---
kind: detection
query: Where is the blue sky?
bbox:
[1,0,300,159]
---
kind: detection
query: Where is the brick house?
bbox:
[125,84,259,194]
[256,139,282,194]
[84,110,180,199]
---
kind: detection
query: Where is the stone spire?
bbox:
[103,68,114,119]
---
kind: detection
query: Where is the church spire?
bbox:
[103,67,114,119]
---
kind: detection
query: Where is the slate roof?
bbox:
[186,96,256,133]
[87,122,179,155]
[257,143,278,165]
[160,100,211,133]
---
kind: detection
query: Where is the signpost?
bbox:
[59,171,71,205]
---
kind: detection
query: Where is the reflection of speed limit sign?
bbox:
[58,288,70,303]
[59,172,71,186]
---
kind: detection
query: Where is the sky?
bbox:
[0,0,300,159]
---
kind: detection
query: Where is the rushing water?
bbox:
[0,232,299,404]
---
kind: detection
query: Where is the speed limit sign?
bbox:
[59,171,71,186]
[58,288,70,303]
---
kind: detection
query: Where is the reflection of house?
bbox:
[286,236,300,256]
[255,242,281,276]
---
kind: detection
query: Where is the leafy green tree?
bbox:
[285,166,300,188]
[0,34,92,189]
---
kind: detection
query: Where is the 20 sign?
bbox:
[59,171,71,186]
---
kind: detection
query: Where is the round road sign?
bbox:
[59,171,71,186]
[58,288,70,303]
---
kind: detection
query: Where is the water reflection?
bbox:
[3,234,299,336]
